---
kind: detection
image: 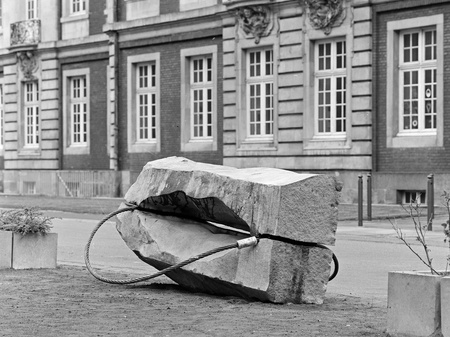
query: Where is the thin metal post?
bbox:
[427,174,434,231]
[367,173,372,221]
[358,174,363,227]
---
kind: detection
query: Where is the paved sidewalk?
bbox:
[2,193,449,240]
[2,193,450,303]
[1,193,446,221]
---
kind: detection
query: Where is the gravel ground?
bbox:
[0,266,387,337]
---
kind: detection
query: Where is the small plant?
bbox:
[0,207,54,235]
[390,192,450,276]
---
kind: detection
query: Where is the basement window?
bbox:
[400,190,426,205]
[23,181,36,195]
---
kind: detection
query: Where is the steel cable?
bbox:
[84,206,339,284]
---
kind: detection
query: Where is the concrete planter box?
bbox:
[0,231,13,268]
[0,231,57,269]
[387,271,443,337]
[440,277,450,337]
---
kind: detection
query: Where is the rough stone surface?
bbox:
[123,156,339,245]
[116,157,340,304]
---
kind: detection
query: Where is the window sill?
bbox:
[237,140,277,153]
[60,13,89,24]
[304,137,349,151]
[64,145,89,155]
[128,141,159,153]
[18,147,40,157]
[390,133,440,148]
[182,139,216,152]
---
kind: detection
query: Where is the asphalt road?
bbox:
[47,211,450,306]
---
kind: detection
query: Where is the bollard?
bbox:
[427,174,434,231]
[367,174,372,221]
[358,174,363,227]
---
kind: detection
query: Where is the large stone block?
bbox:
[117,157,340,303]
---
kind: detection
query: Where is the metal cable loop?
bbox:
[84,206,238,284]
[84,206,339,284]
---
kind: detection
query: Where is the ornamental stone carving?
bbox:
[304,0,346,35]
[236,6,273,44]
[17,51,39,80]
[10,19,41,47]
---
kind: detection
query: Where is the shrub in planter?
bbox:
[0,207,58,269]
[387,192,450,337]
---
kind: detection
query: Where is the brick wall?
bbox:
[374,0,450,173]
[118,0,180,21]
[90,0,106,35]
[160,0,179,14]
[118,34,223,173]
[61,57,110,170]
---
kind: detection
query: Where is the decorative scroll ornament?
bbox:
[304,0,346,35]
[17,51,39,80]
[236,6,273,44]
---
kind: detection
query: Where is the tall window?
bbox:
[0,0,3,27]
[246,49,274,138]
[70,77,88,145]
[386,16,443,148]
[63,68,90,154]
[27,0,37,19]
[399,28,437,133]
[190,56,213,140]
[136,63,157,142]
[0,84,3,149]
[314,39,346,136]
[71,0,86,14]
[127,53,160,153]
[180,46,217,152]
[24,82,39,147]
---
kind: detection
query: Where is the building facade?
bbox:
[0,0,448,205]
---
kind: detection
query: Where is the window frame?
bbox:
[180,45,218,152]
[135,62,157,143]
[127,53,161,153]
[62,68,90,155]
[0,0,3,29]
[0,83,3,152]
[23,81,39,148]
[245,48,274,141]
[303,30,352,152]
[26,0,38,20]
[70,0,87,16]
[386,15,444,148]
[314,39,347,138]
[190,56,214,141]
[398,28,437,135]
[70,76,88,146]
[235,37,279,153]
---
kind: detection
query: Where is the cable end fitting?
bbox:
[237,236,259,249]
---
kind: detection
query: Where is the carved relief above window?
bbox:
[304,0,346,35]
[17,51,39,80]
[236,6,273,44]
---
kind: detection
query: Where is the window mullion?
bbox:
[418,68,425,130]
[203,86,206,137]
[331,77,337,134]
